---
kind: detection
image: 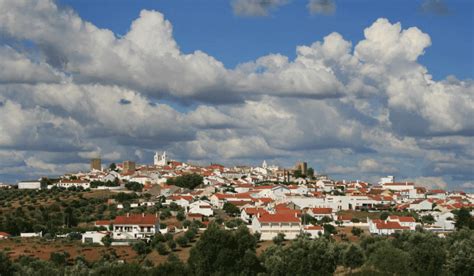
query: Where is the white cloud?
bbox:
[307,0,336,15]
[231,0,289,16]
[0,0,471,188]
[403,176,448,190]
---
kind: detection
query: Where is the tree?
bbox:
[368,242,410,275]
[453,208,474,230]
[343,244,364,275]
[351,227,363,237]
[109,163,117,171]
[124,182,143,192]
[132,240,149,255]
[152,254,188,275]
[0,251,15,275]
[421,214,435,225]
[272,233,285,245]
[101,234,112,247]
[176,211,186,221]
[188,224,262,275]
[323,224,337,236]
[167,239,177,252]
[176,236,189,248]
[156,242,168,255]
[380,211,390,220]
[445,229,474,275]
[223,202,240,217]
[166,174,203,190]
[50,251,70,266]
[261,237,339,275]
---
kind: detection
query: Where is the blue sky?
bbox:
[0,0,472,191]
[60,0,473,79]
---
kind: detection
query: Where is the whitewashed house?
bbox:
[112,213,159,240]
[251,212,302,240]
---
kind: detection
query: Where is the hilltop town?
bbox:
[8,151,473,240]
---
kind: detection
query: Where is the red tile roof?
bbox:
[258,213,300,223]
[375,221,408,230]
[311,208,332,214]
[95,220,111,226]
[113,214,158,225]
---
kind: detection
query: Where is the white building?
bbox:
[154,151,168,166]
[188,200,214,217]
[82,231,108,245]
[112,213,159,240]
[18,181,41,190]
[54,179,90,189]
[368,218,408,235]
[251,213,302,240]
[379,176,395,185]
[303,225,324,238]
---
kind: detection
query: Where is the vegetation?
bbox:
[124,181,144,192]
[166,174,203,190]
[222,202,240,216]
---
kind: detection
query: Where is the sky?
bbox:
[0,0,473,191]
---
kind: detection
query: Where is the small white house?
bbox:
[18,181,41,190]
[82,231,108,245]
[188,200,214,217]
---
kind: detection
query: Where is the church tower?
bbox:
[154,151,168,166]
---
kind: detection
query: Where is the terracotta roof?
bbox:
[388,216,416,222]
[244,207,269,216]
[311,207,332,214]
[95,220,111,226]
[375,221,408,230]
[113,214,158,225]
[258,213,300,223]
[337,215,352,221]
[0,232,10,236]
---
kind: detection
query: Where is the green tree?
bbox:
[368,242,410,275]
[152,253,188,275]
[421,214,435,225]
[132,240,149,255]
[272,233,285,245]
[261,237,339,275]
[109,163,117,171]
[380,211,390,220]
[0,251,15,275]
[453,208,474,230]
[166,174,203,190]
[445,229,474,276]
[343,244,364,275]
[167,239,177,252]
[223,202,240,216]
[101,234,112,247]
[50,251,70,266]
[176,236,189,248]
[188,224,261,275]
[176,210,186,221]
[351,227,363,237]
[124,182,143,192]
[156,242,168,255]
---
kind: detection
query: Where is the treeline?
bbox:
[166,174,203,190]
[1,225,473,275]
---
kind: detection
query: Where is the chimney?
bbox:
[155,212,158,218]
[294,212,298,218]
[142,213,145,217]
[126,213,129,217]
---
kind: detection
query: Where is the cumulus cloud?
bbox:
[307,0,336,15]
[421,0,450,15]
[231,0,289,16]
[0,0,472,188]
[403,176,448,190]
